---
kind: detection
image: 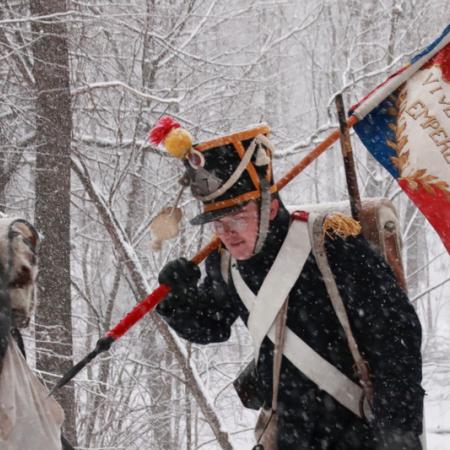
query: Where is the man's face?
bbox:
[212,201,260,260]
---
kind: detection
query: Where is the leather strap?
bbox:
[309,212,373,420]
[272,300,288,411]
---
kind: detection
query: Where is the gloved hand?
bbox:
[158,257,201,295]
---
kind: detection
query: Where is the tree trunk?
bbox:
[30,0,76,445]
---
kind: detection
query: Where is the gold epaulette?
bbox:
[322,212,361,240]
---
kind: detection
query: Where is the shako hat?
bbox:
[149,116,277,226]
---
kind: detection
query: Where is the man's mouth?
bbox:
[229,240,244,247]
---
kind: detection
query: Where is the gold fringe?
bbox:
[322,212,361,240]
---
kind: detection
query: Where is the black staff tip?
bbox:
[48,336,115,396]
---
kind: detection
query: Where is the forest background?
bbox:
[0,1,449,449]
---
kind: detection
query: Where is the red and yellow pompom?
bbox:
[149,116,193,159]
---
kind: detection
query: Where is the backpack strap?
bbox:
[272,299,288,412]
[308,212,374,420]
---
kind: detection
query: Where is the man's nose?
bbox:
[222,222,236,234]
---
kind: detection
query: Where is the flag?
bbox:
[350,24,450,252]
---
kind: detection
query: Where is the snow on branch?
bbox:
[0,10,81,25]
[71,81,184,105]
[74,136,166,157]
[411,277,450,304]
[275,122,336,158]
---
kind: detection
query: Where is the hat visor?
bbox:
[190,204,247,225]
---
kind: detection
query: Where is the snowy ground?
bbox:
[422,246,450,450]
[425,370,450,449]
[425,363,450,449]
[423,299,450,449]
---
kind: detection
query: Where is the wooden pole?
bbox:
[335,94,362,221]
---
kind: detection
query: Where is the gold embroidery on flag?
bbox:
[387,87,450,201]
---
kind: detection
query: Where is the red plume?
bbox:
[148,116,181,145]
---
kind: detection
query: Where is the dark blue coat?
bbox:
[157,207,424,450]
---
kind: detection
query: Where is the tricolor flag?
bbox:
[350,24,450,252]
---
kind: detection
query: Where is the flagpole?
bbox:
[51,116,360,393]
[335,94,362,221]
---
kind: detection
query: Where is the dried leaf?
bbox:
[397,136,408,152]
[434,181,449,190]
[388,123,397,132]
[390,156,400,169]
[387,139,398,151]
[397,121,407,135]
[399,154,409,168]
[387,107,398,117]
[414,169,427,178]
[407,179,418,190]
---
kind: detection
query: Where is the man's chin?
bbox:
[234,254,252,261]
[228,246,253,260]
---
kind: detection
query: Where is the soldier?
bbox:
[152,118,424,450]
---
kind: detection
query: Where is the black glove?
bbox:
[158,257,201,295]
[233,359,265,410]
